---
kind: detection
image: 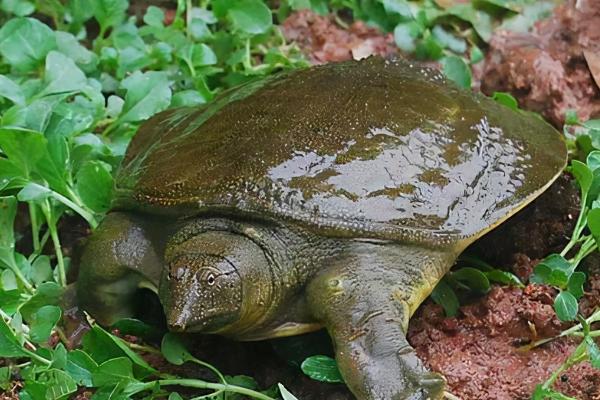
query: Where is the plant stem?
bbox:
[186,0,193,37]
[561,198,588,257]
[127,379,276,400]
[52,189,97,229]
[527,309,600,349]
[5,255,34,294]
[28,203,40,253]
[48,222,66,287]
[41,201,66,287]
[541,340,587,390]
[127,342,162,355]
[570,236,597,268]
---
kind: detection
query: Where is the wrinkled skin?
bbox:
[78,57,566,399]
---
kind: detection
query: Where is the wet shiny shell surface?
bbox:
[115,57,566,246]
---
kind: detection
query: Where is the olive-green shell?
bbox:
[115,57,566,246]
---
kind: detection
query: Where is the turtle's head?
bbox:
[160,228,273,335]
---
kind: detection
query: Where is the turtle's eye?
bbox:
[199,269,219,287]
[206,272,216,286]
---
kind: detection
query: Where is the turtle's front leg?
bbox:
[77,212,163,326]
[307,241,455,400]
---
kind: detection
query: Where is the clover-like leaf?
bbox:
[441,56,471,89]
[75,160,114,213]
[0,17,56,72]
[28,305,61,344]
[571,160,593,196]
[301,355,344,383]
[119,71,172,123]
[0,75,25,105]
[228,0,273,35]
[430,278,459,317]
[94,0,129,33]
[554,291,578,322]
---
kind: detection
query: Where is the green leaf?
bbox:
[301,355,344,383]
[484,270,524,288]
[39,369,78,400]
[119,71,172,123]
[143,5,165,27]
[587,150,600,172]
[0,0,35,16]
[382,0,412,18]
[415,32,443,60]
[0,127,47,179]
[39,51,87,97]
[51,343,68,370]
[17,182,52,202]
[567,271,586,299]
[446,4,492,42]
[571,160,593,195]
[554,291,578,322]
[94,0,129,33]
[161,333,194,365]
[430,278,459,317]
[28,305,61,344]
[20,282,64,320]
[451,267,490,293]
[586,335,600,369]
[588,208,600,247]
[75,160,114,213]
[470,45,484,64]
[492,92,518,111]
[278,383,299,400]
[0,313,28,358]
[110,318,161,342]
[532,384,577,400]
[228,0,273,35]
[82,324,156,378]
[55,31,98,73]
[190,18,212,41]
[531,254,573,287]
[432,26,466,54]
[0,366,10,390]
[441,56,471,89]
[584,119,600,129]
[0,196,17,270]
[393,21,421,53]
[170,90,207,108]
[0,17,56,72]
[0,75,25,105]
[92,357,135,387]
[66,350,98,387]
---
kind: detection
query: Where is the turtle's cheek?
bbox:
[162,272,243,333]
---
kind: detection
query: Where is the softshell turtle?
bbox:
[78,57,566,399]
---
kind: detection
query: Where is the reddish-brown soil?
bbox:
[7,3,600,400]
[281,10,398,64]
[481,0,600,127]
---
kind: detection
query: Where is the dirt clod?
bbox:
[481,0,600,127]
[282,10,397,64]
[408,279,600,400]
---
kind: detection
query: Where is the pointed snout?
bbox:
[167,314,188,332]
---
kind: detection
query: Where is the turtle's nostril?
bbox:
[167,315,188,332]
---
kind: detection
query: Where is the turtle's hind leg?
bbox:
[77,212,163,326]
[307,240,456,400]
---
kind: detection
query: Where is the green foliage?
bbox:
[0,0,307,397]
[301,355,344,383]
[526,147,600,399]
[281,0,556,88]
[0,0,588,398]
[431,255,524,317]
